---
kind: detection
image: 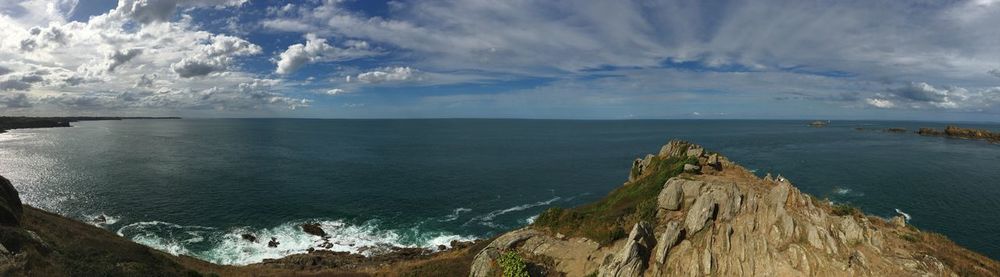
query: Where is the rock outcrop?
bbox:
[471,140,1000,277]
[0,176,23,227]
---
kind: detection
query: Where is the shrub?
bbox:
[497,251,529,277]
[831,203,860,217]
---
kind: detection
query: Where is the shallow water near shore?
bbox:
[1,119,999,263]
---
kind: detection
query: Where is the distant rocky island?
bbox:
[0,122,997,276]
[857,125,999,144]
[0,116,180,134]
[808,120,829,127]
[917,126,999,143]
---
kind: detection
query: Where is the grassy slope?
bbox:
[2,206,223,276]
[533,153,694,244]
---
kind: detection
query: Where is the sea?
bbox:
[0,119,998,264]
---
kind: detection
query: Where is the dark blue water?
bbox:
[0,119,998,263]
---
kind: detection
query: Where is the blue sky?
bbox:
[2,0,1000,121]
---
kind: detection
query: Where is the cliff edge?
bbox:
[471,140,1000,276]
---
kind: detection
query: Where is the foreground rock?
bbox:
[471,140,1000,276]
[0,176,23,227]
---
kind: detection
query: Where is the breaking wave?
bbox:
[115,219,476,265]
[465,197,561,228]
[894,208,912,221]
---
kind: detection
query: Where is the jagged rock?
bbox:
[655,221,684,264]
[629,154,656,182]
[686,146,704,157]
[685,193,717,235]
[890,216,906,228]
[301,223,327,237]
[683,164,701,172]
[701,248,713,275]
[0,176,23,227]
[659,140,689,157]
[268,237,280,248]
[657,179,684,211]
[839,217,864,245]
[598,222,653,277]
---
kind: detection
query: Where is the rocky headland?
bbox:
[470,140,999,276]
[0,138,997,276]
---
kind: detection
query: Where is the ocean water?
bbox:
[1,119,998,263]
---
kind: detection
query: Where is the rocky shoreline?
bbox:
[1,122,997,276]
[0,116,180,134]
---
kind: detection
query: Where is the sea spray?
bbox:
[117,219,476,265]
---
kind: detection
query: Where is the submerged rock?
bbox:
[268,237,280,248]
[241,233,257,243]
[301,223,327,237]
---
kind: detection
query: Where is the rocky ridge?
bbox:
[470,140,1000,276]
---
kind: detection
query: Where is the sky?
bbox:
[1,0,1000,121]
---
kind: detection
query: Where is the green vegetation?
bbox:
[497,251,529,277]
[900,233,921,243]
[534,152,690,244]
[831,203,861,217]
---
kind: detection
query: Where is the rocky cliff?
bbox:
[470,140,1000,276]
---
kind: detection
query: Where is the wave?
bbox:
[86,212,120,227]
[524,214,539,224]
[833,187,851,195]
[894,208,912,221]
[438,208,472,222]
[116,219,476,265]
[465,197,561,228]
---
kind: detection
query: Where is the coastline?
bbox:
[1,118,998,276]
[0,116,180,134]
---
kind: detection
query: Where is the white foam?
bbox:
[833,187,851,195]
[439,208,472,222]
[479,197,560,221]
[894,208,912,221]
[524,214,539,224]
[116,219,476,265]
[86,212,120,227]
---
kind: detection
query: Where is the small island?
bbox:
[808,120,830,127]
[917,125,999,143]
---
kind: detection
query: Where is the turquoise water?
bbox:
[0,119,998,263]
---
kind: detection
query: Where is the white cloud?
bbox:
[112,0,247,24]
[325,88,345,95]
[866,98,896,109]
[0,0,308,113]
[275,33,377,75]
[351,66,418,84]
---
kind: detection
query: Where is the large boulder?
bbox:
[0,175,23,227]
[657,179,684,211]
